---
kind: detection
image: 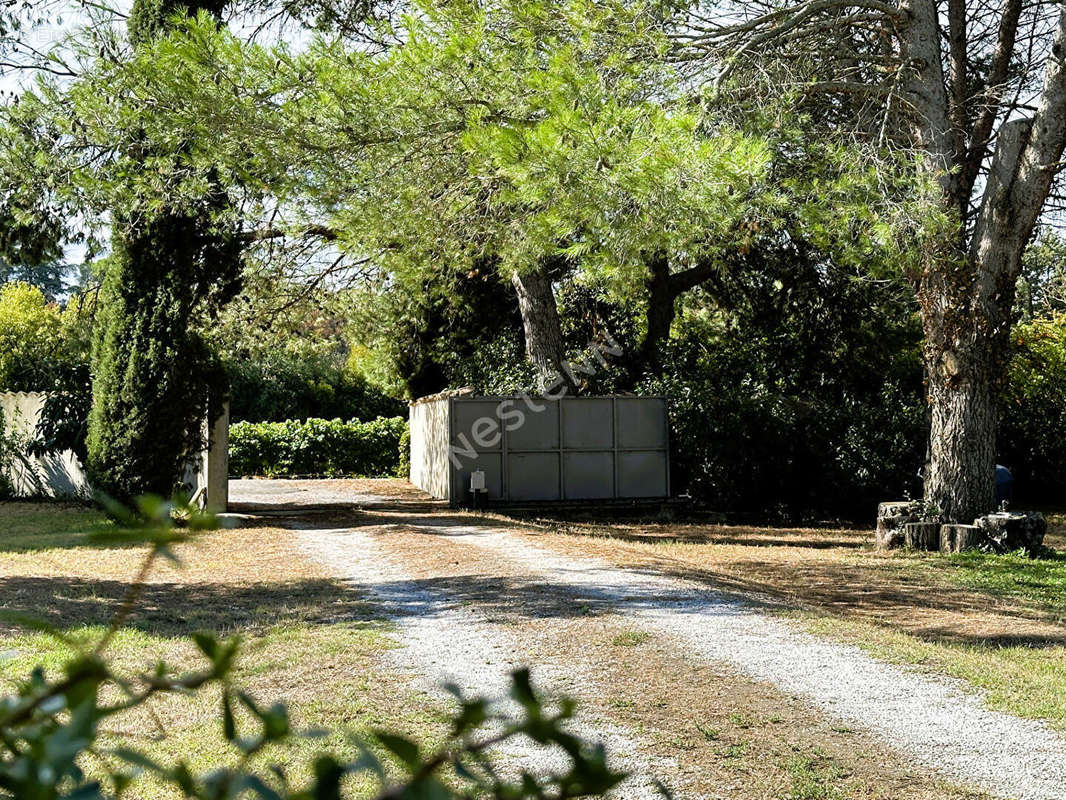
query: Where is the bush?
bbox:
[0,282,62,390]
[0,409,16,499]
[396,422,411,478]
[1001,313,1066,504]
[227,350,404,423]
[229,416,408,478]
[559,264,928,522]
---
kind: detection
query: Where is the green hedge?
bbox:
[229,416,408,478]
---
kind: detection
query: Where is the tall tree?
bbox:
[86,0,241,500]
[674,0,1066,522]
[193,1,919,395]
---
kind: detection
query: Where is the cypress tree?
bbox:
[86,0,239,501]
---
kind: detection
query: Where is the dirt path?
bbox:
[231,480,1066,799]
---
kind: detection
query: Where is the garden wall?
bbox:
[0,391,229,511]
[409,393,453,500]
[0,392,90,499]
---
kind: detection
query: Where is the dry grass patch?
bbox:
[525,615,987,800]
[504,512,1066,730]
[0,503,449,799]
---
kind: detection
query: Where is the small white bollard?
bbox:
[469,469,487,509]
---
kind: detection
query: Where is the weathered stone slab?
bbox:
[876,500,922,550]
[903,521,941,551]
[939,524,981,553]
[973,511,1047,555]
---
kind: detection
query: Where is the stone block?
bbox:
[973,511,1047,555]
[903,521,941,551]
[876,500,922,550]
[939,524,981,553]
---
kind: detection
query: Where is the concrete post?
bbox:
[205,402,229,513]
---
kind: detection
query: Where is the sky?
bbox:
[1,0,306,287]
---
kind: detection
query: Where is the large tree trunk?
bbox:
[510,266,575,394]
[918,264,1000,523]
[638,254,675,377]
[902,2,1066,522]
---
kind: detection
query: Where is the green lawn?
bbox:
[0,501,109,551]
[904,532,1066,615]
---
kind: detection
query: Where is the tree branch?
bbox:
[959,0,1024,201]
[241,224,339,243]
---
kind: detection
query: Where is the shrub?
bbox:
[0,282,62,390]
[229,416,408,478]
[0,409,16,499]
[396,422,412,478]
[0,407,43,499]
[226,350,404,423]
[1001,313,1066,504]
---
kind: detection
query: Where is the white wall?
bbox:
[409,397,451,500]
[0,392,90,499]
[1,392,229,509]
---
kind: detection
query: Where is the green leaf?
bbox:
[191,632,219,661]
[222,691,236,742]
[112,748,166,775]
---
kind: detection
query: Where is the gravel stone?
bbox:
[293,523,673,800]
[396,519,1066,800]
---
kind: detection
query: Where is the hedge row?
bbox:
[229,416,408,478]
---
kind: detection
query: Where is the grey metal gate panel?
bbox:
[562,398,614,449]
[618,451,668,498]
[507,401,559,450]
[452,400,503,451]
[616,397,668,450]
[563,451,614,498]
[507,452,561,500]
[453,453,503,503]
[424,394,669,504]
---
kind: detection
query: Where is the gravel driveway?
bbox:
[232,479,1066,799]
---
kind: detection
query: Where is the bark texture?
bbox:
[635,253,721,379]
[901,2,1066,521]
[510,266,575,393]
